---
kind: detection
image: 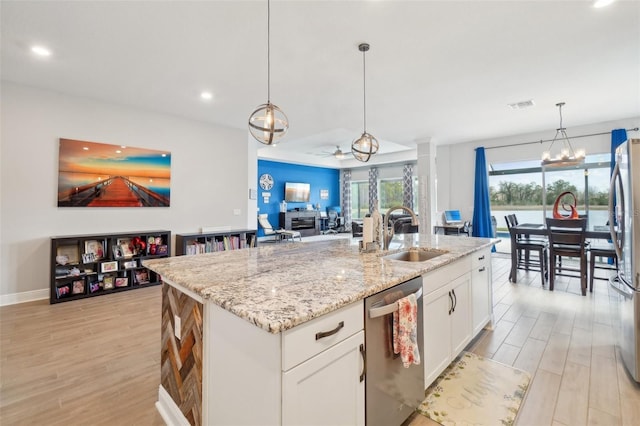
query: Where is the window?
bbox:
[489,153,611,252]
[379,178,403,211]
[351,181,369,219]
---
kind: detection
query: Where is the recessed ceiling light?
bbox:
[30,45,52,57]
[115,150,122,154]
[507,99,536,110]
[200,91,213,100]
[83,147,89,151]
[593,0,616,8]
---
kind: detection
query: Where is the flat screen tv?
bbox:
[285,182,310,203]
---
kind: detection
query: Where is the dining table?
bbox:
[508,222,614,283]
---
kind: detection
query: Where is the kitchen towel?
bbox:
[393,293,420,367]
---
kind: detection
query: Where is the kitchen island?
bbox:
[143,234,496,426]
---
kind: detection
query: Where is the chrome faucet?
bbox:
[383,205,419,250]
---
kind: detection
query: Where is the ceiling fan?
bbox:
[331,146,346,159]
[314,145,350,159]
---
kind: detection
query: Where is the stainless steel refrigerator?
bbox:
[609,138,640,382]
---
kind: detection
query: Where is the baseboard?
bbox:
[0,288,48,306]
[156,385,189,426]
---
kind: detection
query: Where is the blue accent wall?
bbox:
[257,160,340,236]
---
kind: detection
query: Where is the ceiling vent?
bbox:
[508,99,536,110]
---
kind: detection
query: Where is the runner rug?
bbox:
[417,351,531,426]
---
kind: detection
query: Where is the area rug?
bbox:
[417,352,531,426]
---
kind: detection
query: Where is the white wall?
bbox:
[0,82,255,302]
[436,117,640,223]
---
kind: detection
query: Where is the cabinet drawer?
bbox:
[472,248,490,270]
[423,256,471,295]
[282,301,363,371]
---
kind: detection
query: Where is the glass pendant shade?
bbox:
[248,0,288,145]
[352,132,379,162]
[541,102,585,168]
[351,42,378,162]
[249,102,289,145]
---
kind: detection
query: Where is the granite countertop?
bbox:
[143,234,496,334]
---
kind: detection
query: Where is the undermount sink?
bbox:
[383,248,449,262]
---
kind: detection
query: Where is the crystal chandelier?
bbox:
[541,102,585,167]
[351,43,379,162]
[248,0,288,145]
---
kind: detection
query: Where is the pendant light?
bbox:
[351,43,379,162]
[541,102,585,168]
[248,0,288,145]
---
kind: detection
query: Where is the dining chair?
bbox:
[546,217,588,295]
[505,215,548,286]
[588,242,618,292]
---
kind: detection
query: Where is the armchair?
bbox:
[257,214,301,242]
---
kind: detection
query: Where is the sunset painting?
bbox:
[57,138,171,207]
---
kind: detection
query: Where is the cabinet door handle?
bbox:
[452,289,457,312]
[478,255,485,261]
[359,343,366,382]
[448,291,453,315]
[479,266,486,272]
[315,321,344,340]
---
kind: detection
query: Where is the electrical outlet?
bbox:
[174,314,181,340]
[233,208,241,216]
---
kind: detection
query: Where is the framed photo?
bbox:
[123,260,137,269]
[55,284,71,299]
[112,245,124,260]
[101,261,118,273]
[72,280,85,295]
[115,277,128,288]
[320,189,329,200]
[134,269,150,285]
[103,275,115,290]
[57,244,79,264]
[82,252,96,264]
[84,240,105,260]
[87,275,100,294]
[156,245,168,256]
[117,238,134,258]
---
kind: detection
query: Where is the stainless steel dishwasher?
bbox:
[365,276,424,426]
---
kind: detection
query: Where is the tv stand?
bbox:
[280,211,320,237]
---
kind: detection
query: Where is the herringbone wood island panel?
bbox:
[161,283,203,425]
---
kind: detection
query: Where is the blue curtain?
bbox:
[472,147,495,250]
[610,129,628,175]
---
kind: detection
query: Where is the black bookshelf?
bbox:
[50,230,171,304]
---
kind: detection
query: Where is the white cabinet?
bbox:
[471,247,492,335]
[423,283,454,386]
[450,273,472,355]
[282,302,365,426]
[282,331,365,426]
[423,271,472,386]
[422,255,474,387]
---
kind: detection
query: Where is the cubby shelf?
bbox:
[175,229,257,256]
[50,230,171,304]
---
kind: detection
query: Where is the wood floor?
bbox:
[2,254,639,425]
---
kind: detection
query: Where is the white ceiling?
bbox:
[2,0,639,168]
